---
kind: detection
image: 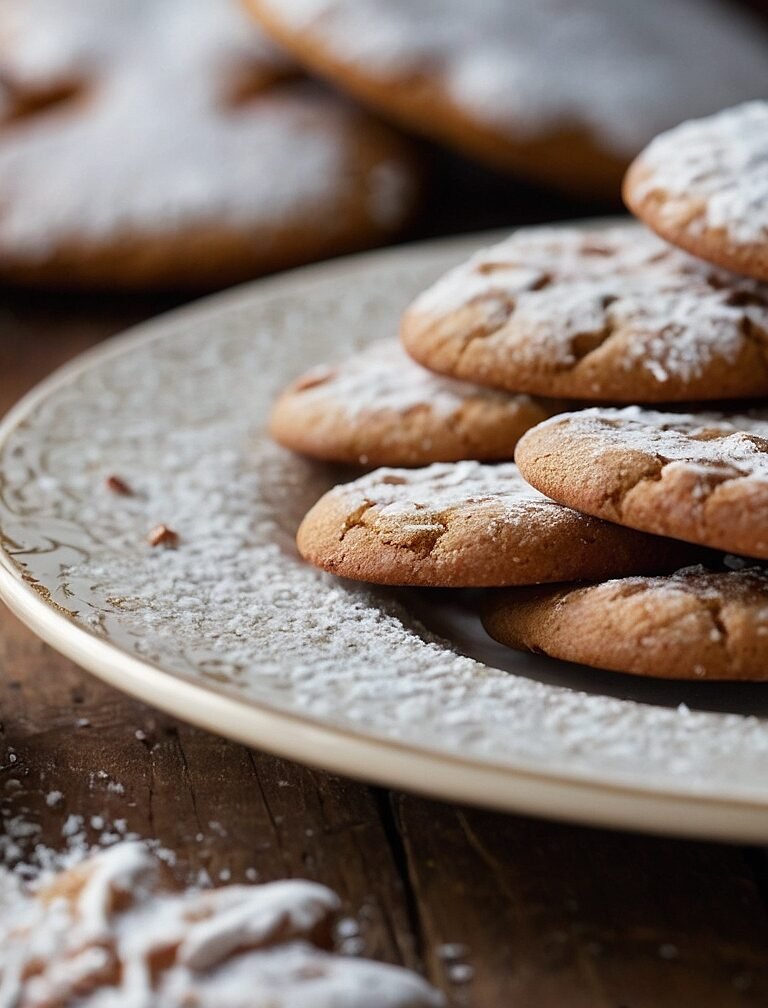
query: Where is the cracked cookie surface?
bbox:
[0,0,418,289]
[515,407,768,559]
[297,460,697,587]
[270,339,566,466]
[624,101,768,283]
[400,223,768,402]
[483,564,768,680]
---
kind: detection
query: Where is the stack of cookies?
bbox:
[274,101,768,683]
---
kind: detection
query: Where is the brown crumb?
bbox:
[147,525,179,548]
[106,475,133,496]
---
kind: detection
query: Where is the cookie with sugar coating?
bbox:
[270,339,567,466]
[400,223,768,402]
[624,101,768,283]
[483,565,768,681]
[1,841,444,1007]
[245,0,768,199]
[515,407,768,559]
[0,0,419,289]
[297,460,699,587]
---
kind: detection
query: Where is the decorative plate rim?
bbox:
[4,229,768,843]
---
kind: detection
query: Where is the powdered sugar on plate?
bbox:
[254,0,768,156]
[4,235,768,812]
[631,101,768,245]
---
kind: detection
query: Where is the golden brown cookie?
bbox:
[297,460,698,587]
[483,564,768,681]
[515,407,768,560]
[400,223,768,402]
[624,102,768,282]
[270,339,567,466]
[246,0,768,199]
[0,0,419,289]
[0,842,443,1007]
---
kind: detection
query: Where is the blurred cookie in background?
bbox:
[246,0,768,200]
[0,0,420,290]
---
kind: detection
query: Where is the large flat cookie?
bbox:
[624,101,768,283]
[246,0,768,198]
[515,407,768,559]
[297,460,697,587]
[270,339,565,466]
[400,224,768,402]
[483,564,768,681]
[0,0,419,289]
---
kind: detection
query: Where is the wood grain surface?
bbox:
[3,290,768,1007]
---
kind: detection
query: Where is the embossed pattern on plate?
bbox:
[3,229,768,842]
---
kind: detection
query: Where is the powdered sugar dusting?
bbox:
[538,406,768,479]
[287,339,527,418]
[332,460,563,523]
[3,239,768,808]
[409,223,768,384]
[0,842,442,1007]
[255,0,768,156]
[632,100,768,245]
[0,0,415,264]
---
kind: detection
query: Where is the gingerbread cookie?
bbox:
[297,460,697,587]
[483,564,768,681]
[270,339,566,466]
[246,0,768,198]
[515,407,768,559]
[400,224,768,402]
[0,842,443,1007]
[0,0,419,289]
[624,101,768,282]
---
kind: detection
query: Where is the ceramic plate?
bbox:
[3,228,768,843]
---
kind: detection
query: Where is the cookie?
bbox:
[0,842,443,1007]
[624,101,768,283]
[515,407,768,560]
[0,0,419,289]
[270,339,567,466]
[297,460,697,587]
[400,223,768,402]
[246,0,768,198]
[483,564,768,681]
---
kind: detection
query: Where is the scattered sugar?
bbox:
[4,238,768,817]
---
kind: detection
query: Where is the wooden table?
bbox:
[4,287,768,1008]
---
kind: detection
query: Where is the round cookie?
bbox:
[400,223,768,402]
[297,460,698,587]
[0,0,419,289]
[515,407,768,560]
[246,0,768,199]
[270,339,567,466]
[624,101,768,283]
[483,564,768,681]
